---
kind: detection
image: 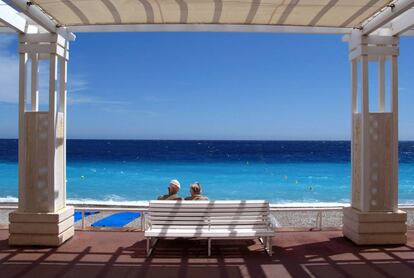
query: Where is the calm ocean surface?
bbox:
[1,139,414,206]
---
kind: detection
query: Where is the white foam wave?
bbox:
[0,196,18,203]
[1,195,414,208]
[67,198,149,206]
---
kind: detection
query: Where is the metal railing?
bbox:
[1,203,413,231]
[270,206,343,230]
[74,207,148,231]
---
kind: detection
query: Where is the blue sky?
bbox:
[0,32,413,140]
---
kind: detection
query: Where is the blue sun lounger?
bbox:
[91,212,141,228]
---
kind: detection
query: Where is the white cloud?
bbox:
[67,94,127,105]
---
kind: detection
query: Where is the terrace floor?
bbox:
[0,229,413,278]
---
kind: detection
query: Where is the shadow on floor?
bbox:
[0,231,414,278]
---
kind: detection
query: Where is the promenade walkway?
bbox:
[0,230,413,277]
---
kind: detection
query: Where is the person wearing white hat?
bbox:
[157,179,182,200]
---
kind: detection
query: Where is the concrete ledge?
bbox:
[343,216,407,233]
[343,207,407,245]
[9,206,74,246]
[9,216,74,234]
[343,207,407,222]
[9,206,74,223]
[9,226,74,246]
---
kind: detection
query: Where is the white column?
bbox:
[360,55,369,212]
[59,57,68,207]
[48,53,58,212]
[17,38,28,212]
[343,32,406,245]
[9,34,74,247]
[391,55,399,212]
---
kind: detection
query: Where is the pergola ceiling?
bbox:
[31,0,392,28]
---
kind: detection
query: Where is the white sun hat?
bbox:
[169,179,181,189]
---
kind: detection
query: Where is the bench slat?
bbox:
[149,207,269,212]
[150,225,269,229]
[149,212,269,217]
[149,216,266,221]
[150,219,268,225]
[150,200,268,207]
[145,228,274,238]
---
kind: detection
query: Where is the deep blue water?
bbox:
[1,139,414,205]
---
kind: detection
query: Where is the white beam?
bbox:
[68,23,351,35]
[0,1,37,33]
[361,55,369,212]
[30,53,39,111]
[391,8,414,35]
[4,0,75,40]
[361,0,414,35]
[47,53,58,211]
[391,55,399,212]
[17,39,28,211]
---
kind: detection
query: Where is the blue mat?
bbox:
[74,211,99,222]
[91,212,141,227]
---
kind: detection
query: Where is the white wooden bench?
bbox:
[144,200,276,256]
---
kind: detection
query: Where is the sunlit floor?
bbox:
[0,229,413,278]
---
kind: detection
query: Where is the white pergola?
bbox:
[1,0,414,247]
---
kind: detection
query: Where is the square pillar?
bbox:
[9,34,74,246]
[343,31,407,245]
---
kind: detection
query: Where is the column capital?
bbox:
[18,33,70,61]
[347,30,399,61]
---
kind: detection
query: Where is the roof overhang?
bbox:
[0,0,414,38]
[67,23,351,34]
[2,0,75,40]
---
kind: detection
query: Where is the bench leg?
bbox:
[267,237,273,256]
[146,237,158,257]
[146,238,151,257]
[207,238,211,256]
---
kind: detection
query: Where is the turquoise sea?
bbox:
[1,139,414,206]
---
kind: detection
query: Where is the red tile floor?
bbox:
[0,230,413,277]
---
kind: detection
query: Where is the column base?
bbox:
[9,206,74,246]
[343,207,407,245]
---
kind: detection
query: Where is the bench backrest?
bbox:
[148,200,271,230]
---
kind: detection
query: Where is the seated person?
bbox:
[157,179,182,200]
[185,182,208,200]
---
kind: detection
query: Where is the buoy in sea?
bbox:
[80,175,85,179]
